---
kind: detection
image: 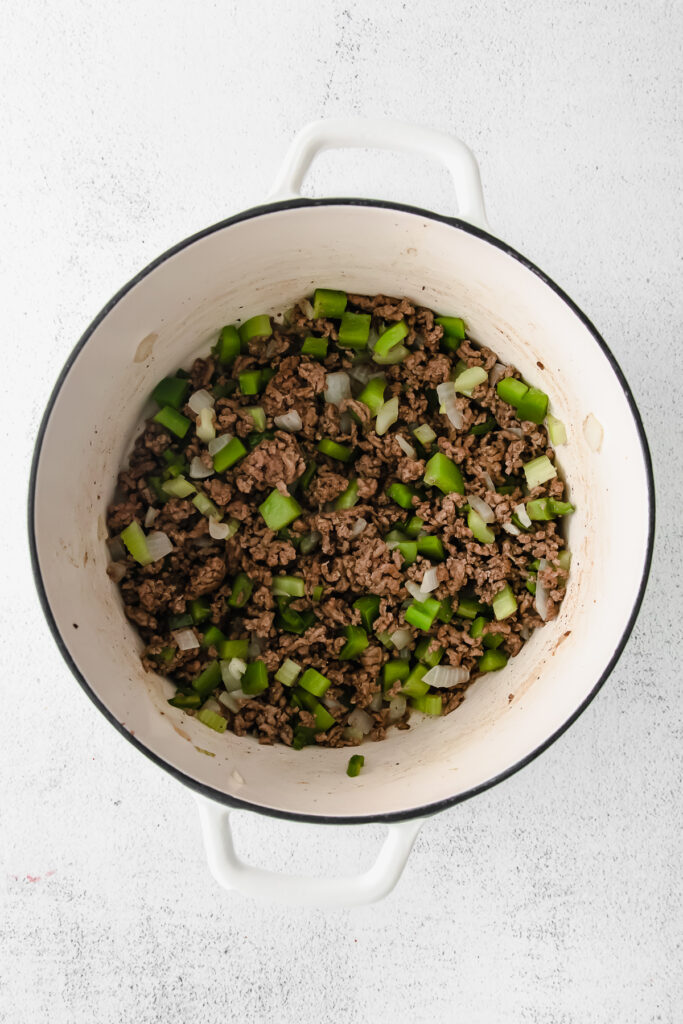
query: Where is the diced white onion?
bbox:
[423,665,470,688]
[219,690,248,713]
[369,691,383,712]
[272,311,286,325]
[274,410,302,432]
[339,411,353,434]
[190,456,214,479]
[507,426,524,439]
[515,503,532,529]
[420,567,439,593]
[172,628,199,651]
[436,382,464,429]
[188,389,215,414]
[323,694,345,712]
[406,580,425,601]
[196,406,216,443]
[468,494,494,523]
[351,517,367,538]
[387,694,407,722]
[146,531,173,561]
[436,382,454,404]
[208,433,232,456]
[483,472,495,492]
[391,628,412,651]
[348,707,374,735]
[144,506,158,528]
[300,298,315,319]
[413,423,436,445]
[209,518,230,540]
[535,558,550,621]
[490,362,507,385]
[583,413,603,452]
[396,434,417,459]
[502,521,521,536]
[376,396,399,436]
[220,657,247,691]
[107,561,127,583]
[202,696,221,714]
[324,371,351,406]
[106,536,127,560]
[342,726,364,743]
[348,361,380,385]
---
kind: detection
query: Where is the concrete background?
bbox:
[1,0,681,1021]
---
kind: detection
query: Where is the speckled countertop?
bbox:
[2,1,681,1021]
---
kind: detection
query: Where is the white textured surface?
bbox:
[1,1,681,1021]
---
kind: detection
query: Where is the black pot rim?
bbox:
[28,196,656,826]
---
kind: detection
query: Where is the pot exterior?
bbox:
[29,199,654,822]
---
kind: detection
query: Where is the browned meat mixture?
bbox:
[106,291,572,750]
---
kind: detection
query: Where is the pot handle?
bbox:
[267,117,489,230]
[196,796,427,907]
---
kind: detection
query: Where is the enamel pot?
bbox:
[29,119,654,907]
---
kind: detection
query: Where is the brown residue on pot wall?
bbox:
[134,332,158,363]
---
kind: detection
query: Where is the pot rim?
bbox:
[27,196,656,825]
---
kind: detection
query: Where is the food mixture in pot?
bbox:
[106,290,573,752]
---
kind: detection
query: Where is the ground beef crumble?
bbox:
[107,292,572,750]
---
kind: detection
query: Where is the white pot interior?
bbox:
[32,203,651,819]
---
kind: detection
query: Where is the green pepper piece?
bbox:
[152,376,190,410]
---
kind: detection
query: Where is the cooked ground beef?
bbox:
[106,292,572,750]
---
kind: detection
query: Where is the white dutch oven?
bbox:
[29,119,654,907]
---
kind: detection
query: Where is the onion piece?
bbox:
[413,423,436,446]
[106,561,127,583]
[144,506,158,528]
[483,472,495,492]
[172,628,199,651]
[342,726,364,743]
[324,371,351,406]
[423,665,470,688]
[490,362,507,386]
[502,521,521,536]
[396,434,417,459]
[209,518,230,540]
[420,567,439,593]
[515,503,532,529]
[339,411,353,434]
[274,410,302,432]
[351,517,367,538]
[406,580,425,601]
[348,361,380,386]
[535,557,550,621]
[196,406,216,443]
[387,695,407,723]
[507,426,523,439]
[376,396,399,436]
[369,691,383,712]
[189,456,213,479]
[106,536,126,561]
[208,433,232,456]
[583,413,603,452]
[219,689,248,713]
[348,707,373,735]
[300,297,315,319]
[436,381,464,429]
[468,494,494,523]
[220,657,247,691]
[391,628,412,651]
[323,694,345,712]
[146,531,173,561]
[188,389,215,414]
